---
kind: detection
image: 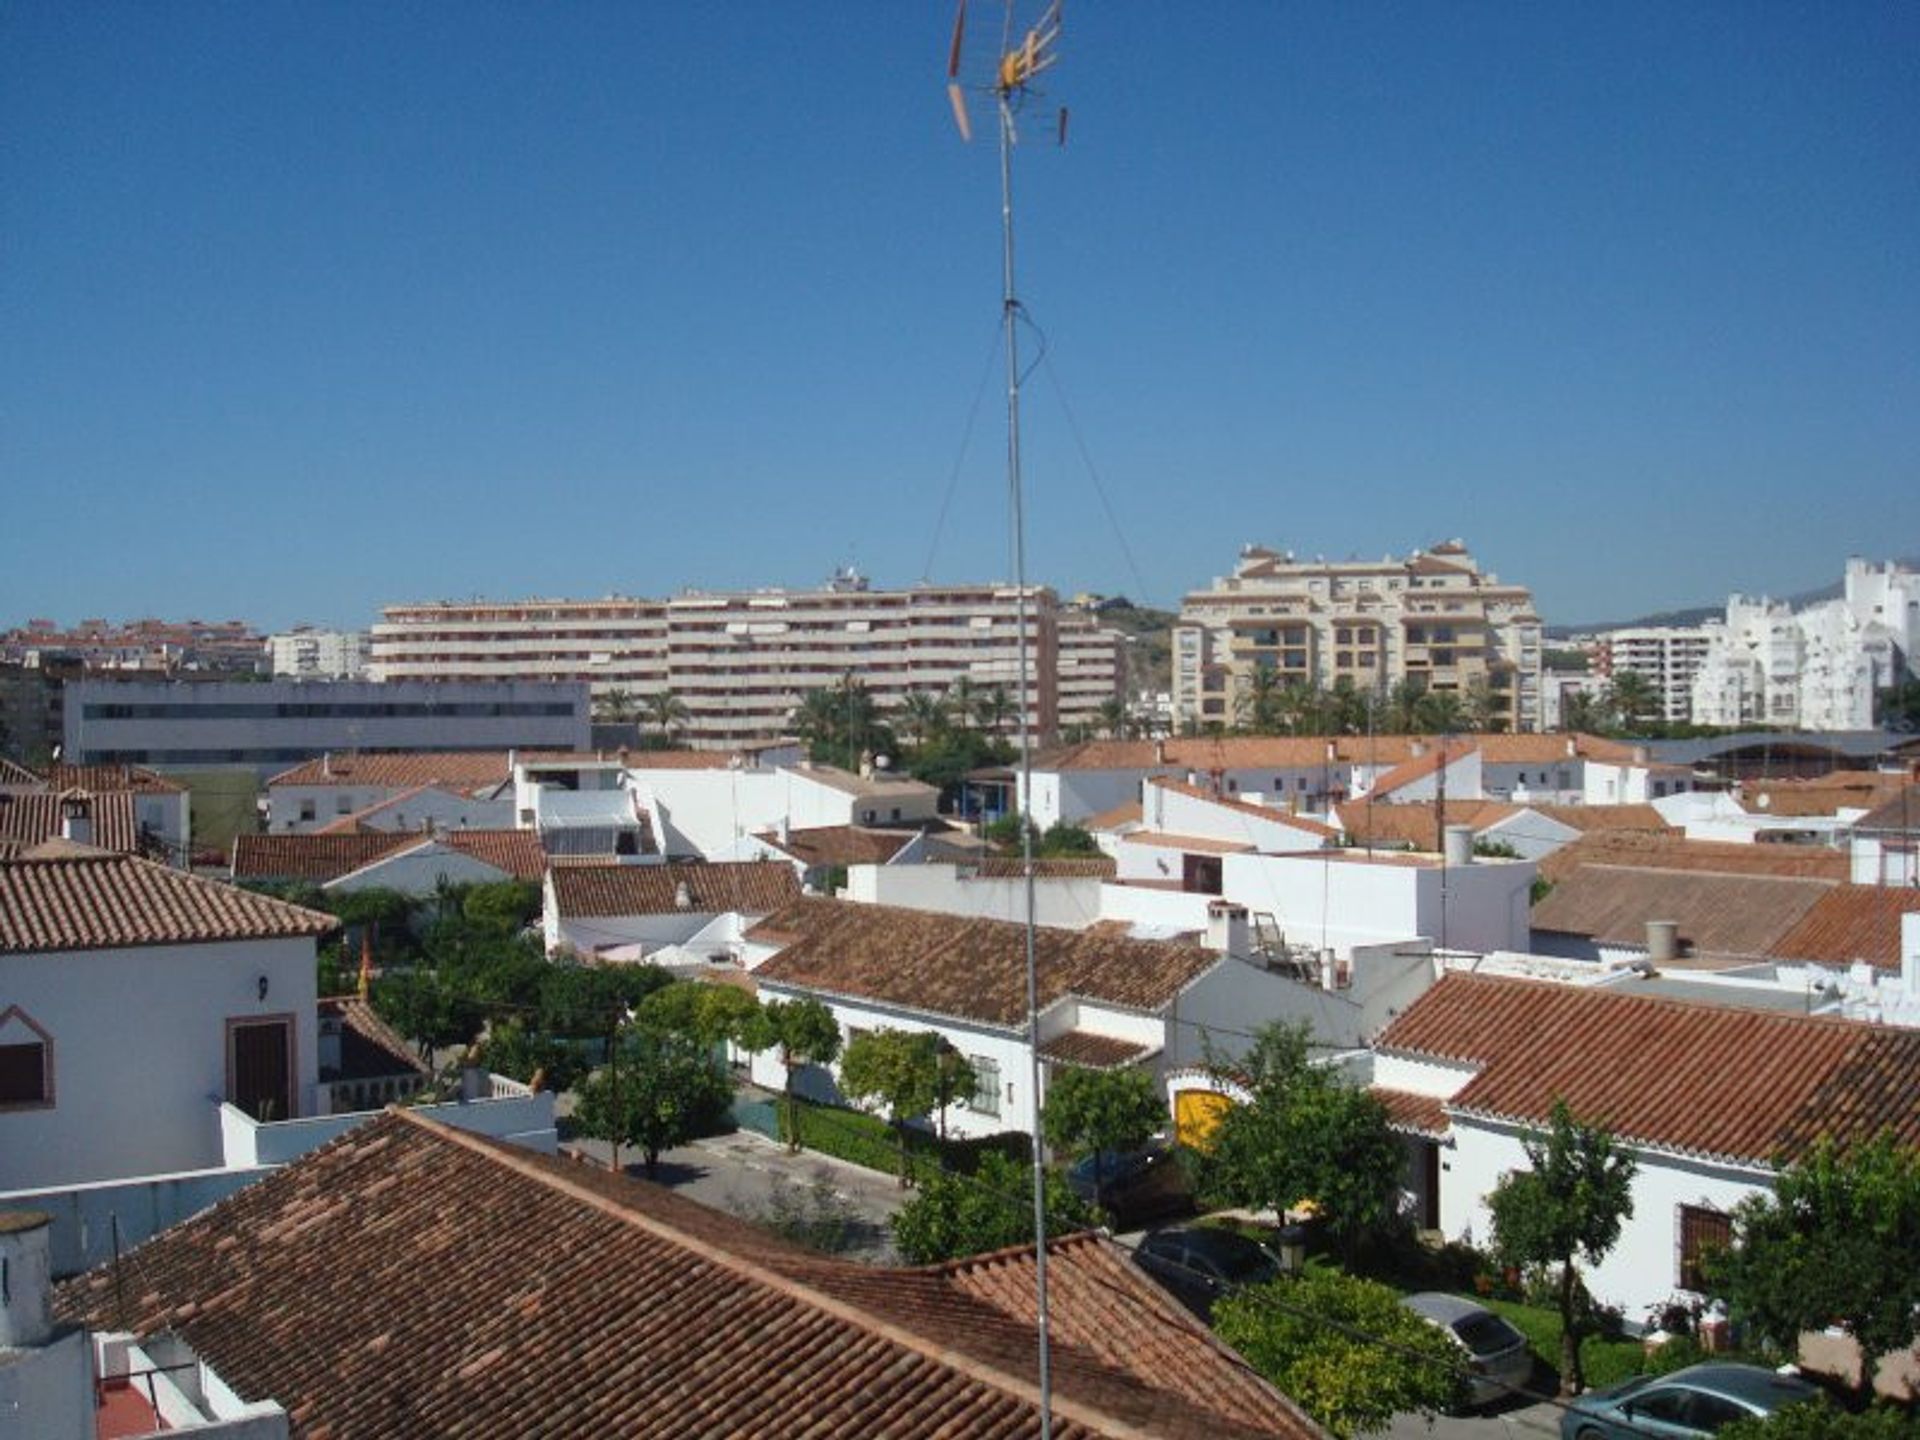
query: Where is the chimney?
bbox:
[1442,824,1473,868]
[776,814,790,845]
[0,1210,55,1347]
[321,750,332,778]
[1206,899,1250,960]
[1154,738,1167,765]
[59,796,91,847]
[1646,920,1679,965]
[1410,739,1427,759]
[1903,913,1920,1002]
[1565,736,1578,757]
[674,880,693,911]
[1631,744,1650,765]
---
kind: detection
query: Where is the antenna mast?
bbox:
[947,4,1063,1433]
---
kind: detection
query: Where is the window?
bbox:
[0,1007,53,1109]
[335,795,354,815]
[970,1056,1001,1116]
[299,800,317,822]
[1678,1204,1731,1292]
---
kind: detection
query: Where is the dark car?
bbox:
[1560,1363,1828,1440]
[1131,1224,1282,1317]
[1065,1141,1194,1229]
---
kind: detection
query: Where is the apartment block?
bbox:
[1171,541,1544,732]
[267,627,370,680]
[1055,609,1127,736]
[370,572,1120,749]
[1589,626,1713,723]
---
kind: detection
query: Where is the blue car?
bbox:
[1560,1363,1827,1440]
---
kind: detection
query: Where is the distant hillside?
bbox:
[1551,557,1919,639]
[1088,599,1175,695]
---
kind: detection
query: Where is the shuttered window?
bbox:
[1678,1204,1731,1292]
[0,1041,48,1107]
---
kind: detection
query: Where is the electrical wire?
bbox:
[920,318,1012,585]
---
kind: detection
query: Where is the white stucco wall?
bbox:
[634,767,934,857]
[1481,809,1582,861]
[748,986,1038,1139]
[1144,783,1329,853]
[0,937,320,1190]
[0,1326,92,1440]
[325,844,510,896]
[845,863,1102,930]
[1444,1116,1773,1321]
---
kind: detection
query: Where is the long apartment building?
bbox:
[1172,540,1544,732]
[370,572,1125,749]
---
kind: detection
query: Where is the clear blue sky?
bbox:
[4,2,1915,632]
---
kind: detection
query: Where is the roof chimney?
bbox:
[674,880,693,911]
[1902,913,1919,1002]
[1154,738,1167,765]
[1646,920,1679,965]
[1410,739,1427,759]
[1442,824,1473,868]
[1206,899,1250,960]
[322,751,332,778]
[59,796,91,847]
[0,1210,55,1347]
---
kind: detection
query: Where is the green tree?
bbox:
[1605,671,1658,732]
[838,1028,970,1185]
[371,968,471,1058]
[1096,695,1130,740]
[636,980,766,1051]
[766,998,843,1153]
[891,1151,1095,1264]
[1036,822,1101,858]
[1213,1268,1467,1438]
[1560,689,1614,735]
[1237,666,1288,734]
[1413,687,1466,735]
[1201,1024,1404,1257]
[462,880,541,936]
[573,1030,733,1177]
[484,1018,593,1093]
[594,688,636,724]
[1041,1067,1164,1215]
[1720,1402,1920,1440]
[973,683,1015,739]
[1708,1133,1920,1362]
[894,689,952,749]
[1486,1100,1637,1395]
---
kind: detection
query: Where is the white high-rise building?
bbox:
[1590,626,1714,723]
[267,628,370,680]
[1691,559,1919,731]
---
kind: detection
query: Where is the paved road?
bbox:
[562,1127,909,1263]
[1385,1379,1567,1440]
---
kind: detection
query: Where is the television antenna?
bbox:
[945,3,1064,1435]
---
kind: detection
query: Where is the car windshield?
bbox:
[1070,1150,1150,1184]
[1189,1234,1278,1282]
[1452,1311,1526,1356]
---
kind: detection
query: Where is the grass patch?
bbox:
[1478,1295,1645,1390]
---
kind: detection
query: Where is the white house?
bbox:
[1848,786,1920,887]
[744,895,1431,1142]
[843,857,1114,930]
[632,759,942,859]
[542,859,800,960]
[265,751,517,832]
[0,841,336,1191]
[1368,970,1920,1320]
[231,828,545,895]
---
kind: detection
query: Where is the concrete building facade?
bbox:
[1589,626,1713,723]
[265,628,369,680]
[1171,541,1544,733]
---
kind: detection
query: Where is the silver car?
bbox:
[1400,1291,1534,1406]
[1560,1363,1827,1440]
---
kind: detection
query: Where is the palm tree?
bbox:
[594,688,636,724]
[1414,688,1466,735]
[895,690,951,750]
[947,675,980,733]
[1560,688,1612,735]
[974,684,1015,739]
[1236,666,1286,734]
[1606,671,1658,733]
[1095,696,1128,740]
[643,689,689,744]
[791,688,844,757]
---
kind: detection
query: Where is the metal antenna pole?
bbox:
[1000,86,1054,1440]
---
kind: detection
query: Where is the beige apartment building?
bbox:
[370,573,1124,749]
[1171,541,1544,732]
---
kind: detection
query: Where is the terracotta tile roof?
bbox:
[1530,864,1835,957]
[1370,1087,1449,1137]
[1149,778,1339,838]
[971,857,1118,879]
[1537,833,1849,887]
[1366,742,1472,800]
[231,831,411,882]
[1766,886,1920,969]
[0,758,42,787]
[550,860,800,917]
[1335,799,1519,850]
[44,762,185,795]
[623,748,766,770]
[441,828,548,881]
[55,1111,1309,1440]
[757,825,920,867]
[1851,785,1920,833]
[319,996,429,1083]
[265,751,520,792]
[940,1233,1320,1438]
[1125,831,1256,854]
[1375,972,1920,1164]
[752,897,1221,1029]
[1037,1031,1157,1069]
[0,845,335,952]
[1081,801,1143,832]
[1737,774,1910,818]
[1526,803,1673,834]
[0,790,142,855]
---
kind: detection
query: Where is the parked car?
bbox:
[1400,1292,1534,1406]
[1064,1141,1193,1229]
[1131,1224,1282,1317]
[1559,1363,1828,1440]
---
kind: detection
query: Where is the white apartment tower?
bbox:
[371,573,1123,749]
[1171,541,1544,732]
[1691,559,1919,731]
[266,628,370,680]
[1590,627,1714,723]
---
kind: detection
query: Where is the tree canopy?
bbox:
[1487,1100,1636,1394]
[1041,1067,1164,1213]
[1708,1133,1920,1362]
[1200,1024,1403,1254]
[839,1028,973,1184]
[573,1029,733,1177]
[1213,1267,1467,1438]
[890,1151,1094,1264]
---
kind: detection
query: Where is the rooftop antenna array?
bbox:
[945,3,1064,1433]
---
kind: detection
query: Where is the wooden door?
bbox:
[230,1018,294,1122]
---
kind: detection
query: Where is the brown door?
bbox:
[1181,853,1223,894]
[1421,1140,1441,1230]
[230,1018,293,1122]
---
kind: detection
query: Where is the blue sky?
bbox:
[3,2,1915,632]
